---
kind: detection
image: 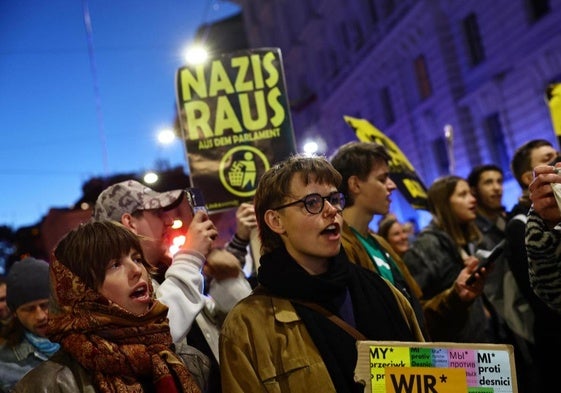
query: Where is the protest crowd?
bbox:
[0,135,559,393]
[1,9,560,392]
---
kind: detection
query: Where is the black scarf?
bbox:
[258,247,416,393]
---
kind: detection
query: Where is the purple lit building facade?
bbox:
[230,0,561,222]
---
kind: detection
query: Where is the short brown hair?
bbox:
[467,164,503,189]
[254,155,342,254]
[330,141,391,207]
[511,139,552,188]
[53,221,151,290]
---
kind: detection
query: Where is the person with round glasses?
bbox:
[219,154,424,393]
[272,191,345,214]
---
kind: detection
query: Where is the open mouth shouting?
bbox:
[130,282,150,304]
[320,222,341,240]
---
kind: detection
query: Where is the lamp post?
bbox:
[444,124,455,175]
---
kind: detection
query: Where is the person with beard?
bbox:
[219,155,424,393]
[14,221,201,392]
[0,258,59,392]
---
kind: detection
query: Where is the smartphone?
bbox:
[185,187,207,215]
[466,239,505,285]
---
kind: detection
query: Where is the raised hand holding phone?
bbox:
[466,240,505,285]
[180,188,217,256]
[185,187,208,215]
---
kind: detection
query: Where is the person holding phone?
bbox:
[402,175,493,343]
[93,180,251,392]
[527,164,561,308]
[331,142,487,342]
[93,180,220,344]
[503,140,561,393]
[527,167,561,290]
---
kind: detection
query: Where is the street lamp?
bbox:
[157,128,176,145]
[184,45,209,65]
[143,172,158,184]
[303,141,319,155]
[302,136,326,156]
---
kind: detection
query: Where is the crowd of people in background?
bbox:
[0,137,560,392]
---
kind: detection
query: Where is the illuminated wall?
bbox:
[232,0,561,226]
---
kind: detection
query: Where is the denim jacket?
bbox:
[0,339,46,392]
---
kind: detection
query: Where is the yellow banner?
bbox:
[547,83,561,138]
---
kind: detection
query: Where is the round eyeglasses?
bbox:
[272,191,345,215]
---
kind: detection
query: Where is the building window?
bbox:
[380,0,396,18]
[462,13,485,66]
[341,22,352,49]
[367,0,378,24]
[483,113,510,174]
[414,55,432,100]
[380,87,395,125]
[526,0,551,22]
[346,22,364,50]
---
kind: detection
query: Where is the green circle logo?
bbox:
[219,145,270,197]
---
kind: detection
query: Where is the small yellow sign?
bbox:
[384,367,467,393]
[547,83,561,138]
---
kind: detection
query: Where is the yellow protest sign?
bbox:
[547,83,561,143]
[385,367,467,393]
[355,341,518,393]
[176,48,297,211]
